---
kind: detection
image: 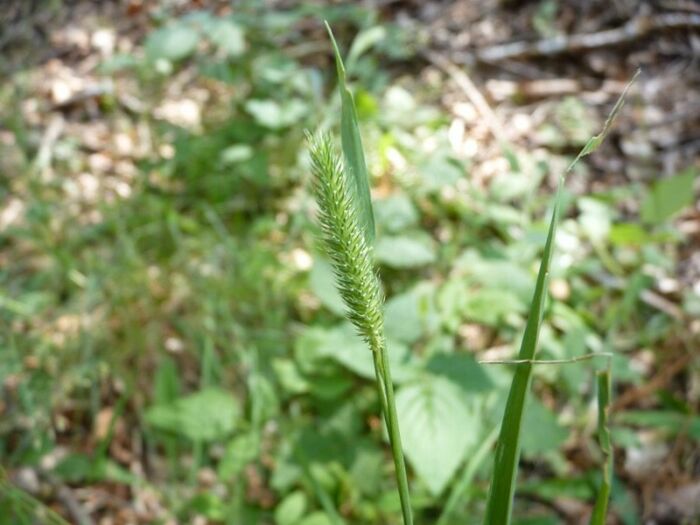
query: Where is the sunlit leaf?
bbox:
[396,377,480,496]
[641,168,697,224]
[145,388,240,442]
[326,22,375,243]
[145,23,199,61]
[375,235,436,268]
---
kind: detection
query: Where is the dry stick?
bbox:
[612,351,693,412]
[472,13,700,62]
[423,50,509,145]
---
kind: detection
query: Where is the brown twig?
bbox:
[472,13,700,63]
[612,351,693,412]
[422,50,509,145]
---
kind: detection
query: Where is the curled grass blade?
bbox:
[483,74,638,525]
[325,21,376,244]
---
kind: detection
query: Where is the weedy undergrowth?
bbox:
[312,22,638,525]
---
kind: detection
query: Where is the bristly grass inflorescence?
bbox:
[308,132,385,349]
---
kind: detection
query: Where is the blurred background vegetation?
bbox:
[1,1,699,523]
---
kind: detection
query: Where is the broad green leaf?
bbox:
[463,288,525,326]
[145,23,199,62]
[454,249,534,303]
[275,491,307,525]
[309,258,345,316]
[520,399,567,456]
[484,73,637,524]
[298,513,333,525]
[326,22,375,243]
[188,493,226,521]
[425,352,494,393]
[519,477,594,501]
[375,235,436,268]
[609,223,649,246]
[374,194,419,233]
[314,323,417,383]
[640,168,697,224]
[349,447,385,496]
[384,283,438,343]
[245,99,307,129]
[145,388,239,442]
[272,358,310,395]
[418,157,463,190]
[208,19,245,56]
[218,432,260,479]
[590,370,613,525]
[396,377,480,496]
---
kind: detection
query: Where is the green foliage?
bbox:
[396,377,480,496]
[145,387,240,442]
[641,168,697,224]
[1,4,695,524]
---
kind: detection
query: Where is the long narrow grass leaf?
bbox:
[483,180,562,525]
[483,74,638,525]
[589,369,613,525]
[325,21,376,244]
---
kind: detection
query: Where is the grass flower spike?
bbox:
[308,132,384,346]
[308,131,413,525]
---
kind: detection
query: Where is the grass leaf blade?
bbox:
[483,180,562,525]
[484,71,638,524]
[325,21,376,244]
[589,369,613,525]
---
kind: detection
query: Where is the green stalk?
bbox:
[308,133,413,525]
[376,338,413,525]
[589,369,613,525]
[483,72,638,525]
